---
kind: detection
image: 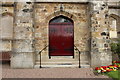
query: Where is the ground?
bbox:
[1,62,113,79]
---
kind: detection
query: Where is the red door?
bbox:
[49,16,74,56]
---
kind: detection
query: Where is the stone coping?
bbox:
[1,0,120,2]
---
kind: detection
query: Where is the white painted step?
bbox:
[36,55,90,61]
[34,64,90,68]
[35,61,89,65]
[34,60,90,68]
[34,64,78,68]
[34,54,90,68]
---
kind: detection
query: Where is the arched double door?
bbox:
[49,15,74,57]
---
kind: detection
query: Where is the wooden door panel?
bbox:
[49,24,61,56]
[49,23,74,56]
[61,24,74,56]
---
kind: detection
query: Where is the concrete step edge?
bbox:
[35,61,89,63]
[34,64,90,68]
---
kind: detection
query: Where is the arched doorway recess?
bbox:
[49,15,74,58]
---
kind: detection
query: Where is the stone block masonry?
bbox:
[11,2,35,68]
[3,0,115,68]
[90,1,112,68]
[34,2,91,63]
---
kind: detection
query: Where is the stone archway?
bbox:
[109,14,120,39]
[45,11,77,24]
[34,3,91,68]
[44,11,80,59]
[49,15,74,58]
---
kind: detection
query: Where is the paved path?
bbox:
[1,63,111,79]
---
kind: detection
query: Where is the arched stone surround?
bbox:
[34,2,91,63]
[10,1,113,68]
[109,14,120,40]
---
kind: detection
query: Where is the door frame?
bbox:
[48,16,74,58]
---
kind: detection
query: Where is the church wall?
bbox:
[90,1,112,67]
[109,9,120,39]
[1,1,119,68]
[34,3,91,61]
[11,2,35,68]
[0,5,13,57]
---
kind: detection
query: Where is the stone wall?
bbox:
[109,10,120,39]
[108,2,120,39]
[0,3,13,52]
[34,2,91,61]
[1,1,119,68]
[11,2,35,68]
[90,1,112,68]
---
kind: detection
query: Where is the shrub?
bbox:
[110,39,120,58]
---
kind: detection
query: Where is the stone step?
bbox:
[42,56,74,58]
[36,55,90,61]
[35,55,90,68]
[34,64,79,68]
[34,60,90,68]
[37,56,89,61]
[35,61,89,65]
[34,64,90,68]
[35,56,89,61]
[36,59,77,62]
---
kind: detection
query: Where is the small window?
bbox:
[111,19,117,31]
[109,18,117,38]
[50,15,73,23]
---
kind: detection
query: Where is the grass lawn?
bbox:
[103,70,120,80]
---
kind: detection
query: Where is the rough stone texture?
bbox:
[34,3,91,62]
[11,2,35,68]
[109,11,120,39]
[11,52,34,68]
[108,2,120,39]
[90,1,112,68]
[0,14,13,39]
[0,6,14,52]
[35,0,88,2]
[12,40,33,52]
[1,1,120,68]
[0,40,12,51]
[1,1,14,4]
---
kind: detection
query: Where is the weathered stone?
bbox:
[11,2,35,68]
[0,40,12,51]
[22,9,33,12]
[1,1,119,68]
[13,40,33,52]
[11,52,34,68]
[90,1,112,68]
[14,27,33,39]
